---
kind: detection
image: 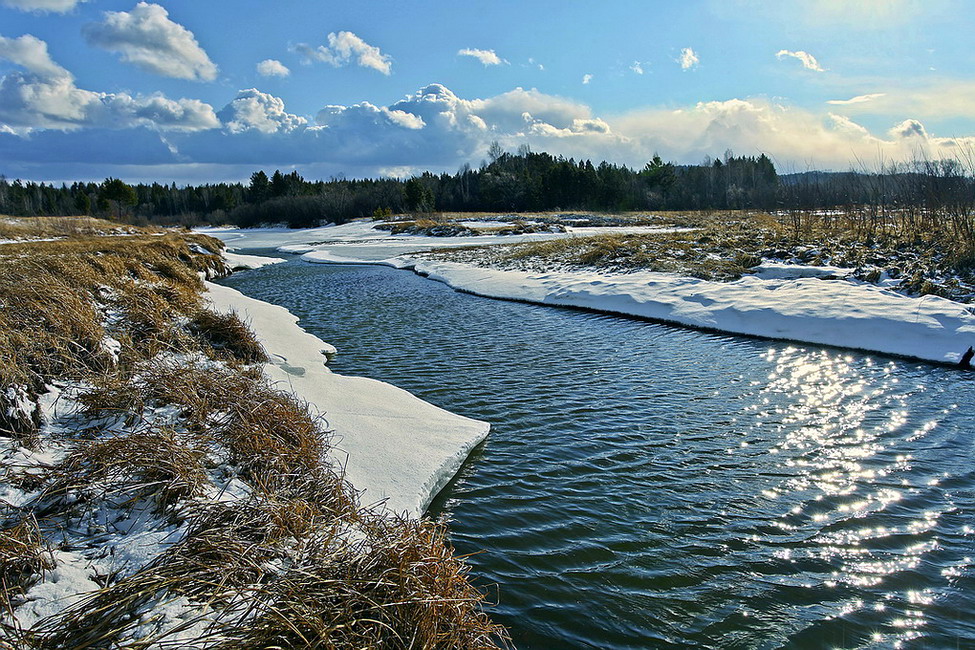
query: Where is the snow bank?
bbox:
[198,221,683,261]
[203,219,975,364]
[222,251,285,271]
[205,282,490,517]
[409,260,975,365]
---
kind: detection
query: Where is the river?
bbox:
[220,255,975,649]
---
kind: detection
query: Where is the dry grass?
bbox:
[0,232,228,445]
[427,210,975,300]
[0,516,53,615]
[41,429,208,513]
[0,229,506,648]
[0,216,149,241]
[189,310,267,364]
[218,516,505,649]
[80,360,324,485]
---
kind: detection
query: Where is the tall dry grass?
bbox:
[0,229,507,648]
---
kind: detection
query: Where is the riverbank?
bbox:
[0,219,503,648]
[403,259,975,366]
[204,219,975,366]
[205,278,490,517]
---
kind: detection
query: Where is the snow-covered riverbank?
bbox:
[403,260,975,366]
[208,255,489,517]
[204,222,975,366]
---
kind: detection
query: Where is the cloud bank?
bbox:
[0,33,218,132]
[83,2,218,81]
[1,70,972,181]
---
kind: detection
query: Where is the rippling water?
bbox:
[221,257,975,649]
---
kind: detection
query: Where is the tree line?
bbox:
[0,145,972,230]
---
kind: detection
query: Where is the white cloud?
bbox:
[316,101,425,132]
[776,49,825,72]
[827,93,886,105]
[293,31,392,75]
[630,61,644,75]
[582,73,593,85]
[217,89,306,134]
[458,48,505,66]
[612,98,974,171]
[1,0,83,12]
[889,118,927,139]
[0,34,218,132]
[0,34,71,79]
[4,80,974,181]
[679,47,699,70]
[82,2,218,82]
[194,85,975,173]
[256,59,290,78]
[0,72,219,131]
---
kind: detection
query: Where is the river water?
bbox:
[220,256,975,649]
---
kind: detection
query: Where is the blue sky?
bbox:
[1,0,973,183]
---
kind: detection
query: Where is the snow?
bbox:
[5,384,34,420]
[198,220,682,263]
[409,260,975,365]
[100,335,122,364]
[203,222,975,366]
[221,250,285,270]
[750,261,853,280]
[204,282,490,517]
[13,551,100,630]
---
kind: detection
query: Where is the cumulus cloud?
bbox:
[458,48,504,66]
[0,72,219,131]
[217,89,306,134]
[1,0,83,12]
[630,61,644,75]
[0,34,71,79]
[679,47,699,70]
[256,59,290,78]
[612,97,973,171]
[293,31,392,75]
[582,73,593,85]
[0,34,218,132]
[889,118,927,139]
[776,49,825,72]
[827,92,886,105]
[3,79,973,182]
[83,2,218,81]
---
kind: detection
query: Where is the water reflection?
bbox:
[751,347,965,648]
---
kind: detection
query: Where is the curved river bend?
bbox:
[221,257,975,649]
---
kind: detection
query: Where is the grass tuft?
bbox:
[43,429,208,513]
[189,310,267,363]
[0,516,53,613]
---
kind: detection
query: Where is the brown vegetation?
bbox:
[0,220,506,648]
[427,209,975,300]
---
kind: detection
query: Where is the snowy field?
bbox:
[203,222,975,366]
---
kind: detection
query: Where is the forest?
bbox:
[0,144,972,229]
